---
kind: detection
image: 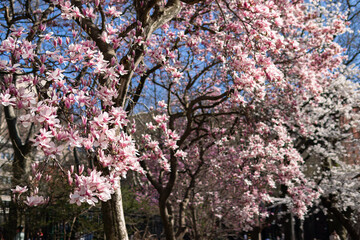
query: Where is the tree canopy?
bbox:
[0,0,358,239]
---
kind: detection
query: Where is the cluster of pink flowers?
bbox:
[139,102,187,172]
[69,170,115,206]
[25,195,49,207]
[12,185,49,207]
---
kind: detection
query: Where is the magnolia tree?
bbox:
[134,77,360,239]
[129,1,350,239]
[0,0,348,240]
[134,68,360,239]
[292,70,360,239]
[312,1,360,238]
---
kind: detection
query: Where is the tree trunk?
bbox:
[102,183,128,240]
[190,206,200,240]
[290,212,296,240]
[159,199,176,240]
[3,105,31,239]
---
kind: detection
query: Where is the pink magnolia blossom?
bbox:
[25,195,48,207]
[11,186,28,194]
[0,93,16,106]
[69,170,114,206]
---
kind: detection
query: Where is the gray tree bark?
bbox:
[101,184,128,240]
